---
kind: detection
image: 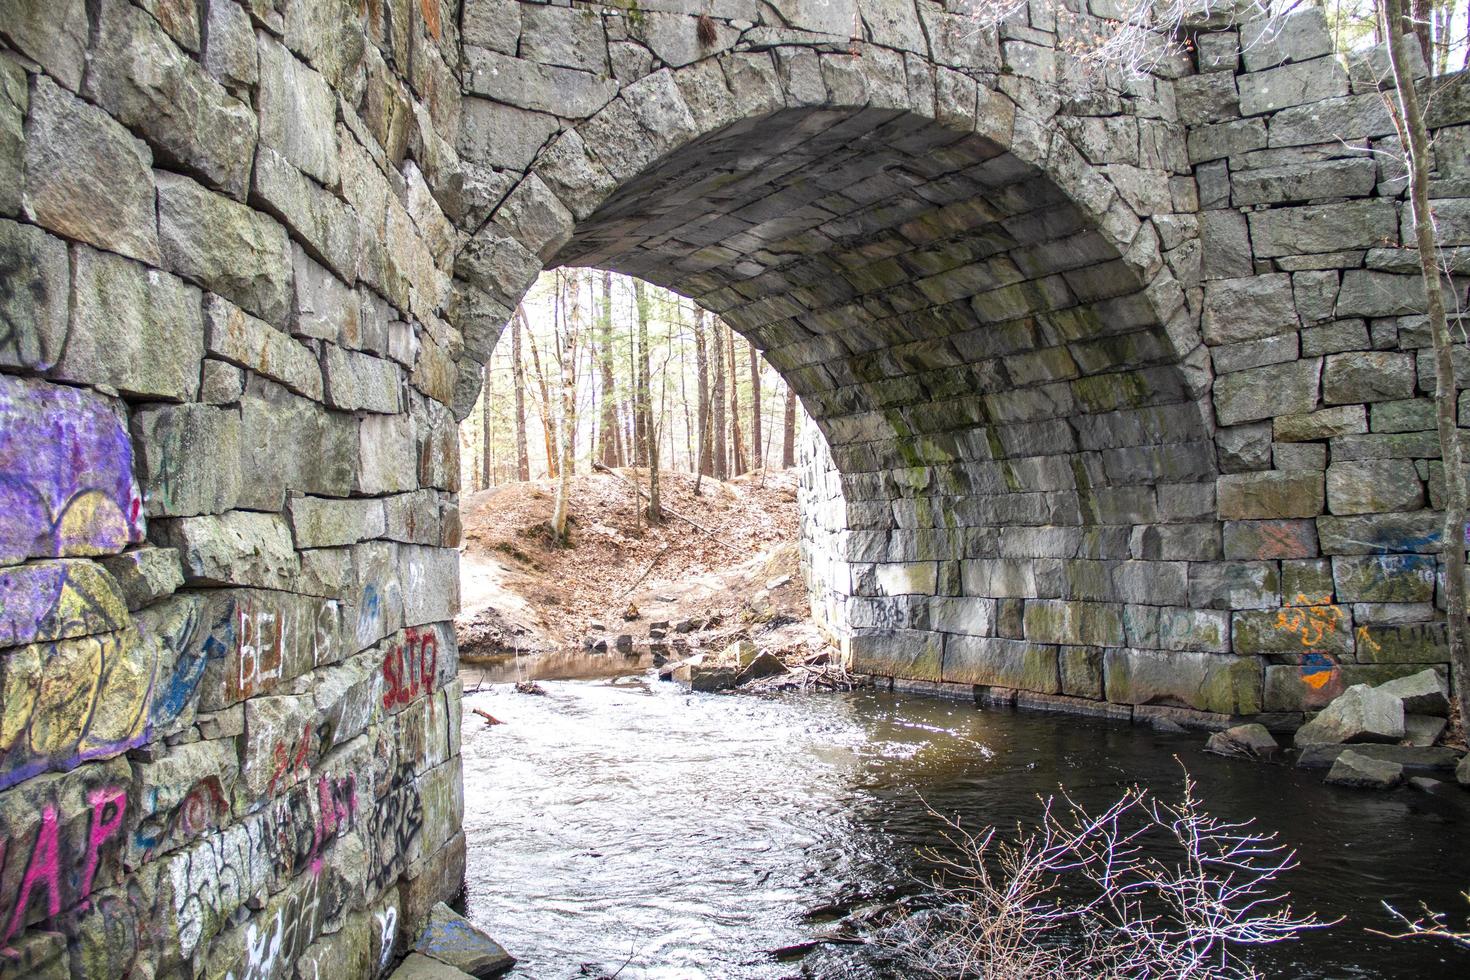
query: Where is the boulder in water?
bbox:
[1293,683,1403,748]
[1205,723,1280,761]
[1326,749,1403,790]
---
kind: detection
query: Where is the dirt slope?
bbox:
[455,468,803,657]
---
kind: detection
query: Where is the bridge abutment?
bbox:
[0,0,1466,975]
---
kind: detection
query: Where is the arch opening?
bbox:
[478,104,1236,711]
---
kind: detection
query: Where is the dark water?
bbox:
[459,671,1470,979]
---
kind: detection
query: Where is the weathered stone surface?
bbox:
[252,144,359,283]
[56,245,205,402]
[0,0,89,91]
[22,76,160,264]
[1323,351,1415,405]
[238,375,358,510]
[1222,519,1318,560]
[1217,471,1324,520]
[850,629,943,681]
[943,636,1059,693]
[413,902,516,979]
[1294,683,1405,747]
[205,293,324,400]
[85,0,256,199]
[1205,723,1280,761]
[153,510,301,590]
[0,218,68,372]
[1376,669,1450,716]
[202,0,257,89]
[324,345,404,413]
[97,547,184,610]
[1240,7,1334,71]
[1234,602,1351,655]
[1326,459,1423,515]
[256,33,338,186]
[1298,742,1459,772]
[1202,275,1299,345]
[1231,158,1376,206]
[1326,749,1403,790]
[1333,554,1436,603]
[131,403,242,517]
[1354,621,1447,663]
[1239,56,1348,116]
[288,495,387,549]
[157,171,294,326]
[1103,648,1263,715]
[1023,600,1123,647]
[1213,358,1319,426]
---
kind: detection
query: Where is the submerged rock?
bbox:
[1293,683,1404,748]
[1205,723,1280,761]
[1326,749,1403,790]
[736,651,786,685]
[674,663,739,693]
[1296,743,1459,773]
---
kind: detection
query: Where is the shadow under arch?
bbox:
[457,74,1230,702]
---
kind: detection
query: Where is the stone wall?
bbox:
[2,0,1470,976]
[0,1,467,976]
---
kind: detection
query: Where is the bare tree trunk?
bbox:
[711,317,727,480]
[694,309,712,479]
[1386,0,1470,725]
[551,271,581,542]
[749,342,762,471]
[597,271,617,468]
[633,279,661,523]
[1410,0,1433,63]
[782,386,797,469]
[480,362,492,490]
[679,301,694,472]
[525,312,557,479]
[727,327,745,476]
[512,311,530,482]
[633,288,651,468]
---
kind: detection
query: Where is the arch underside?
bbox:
[549,106,1230,705]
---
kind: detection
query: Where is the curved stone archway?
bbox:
[1,0,1467,975]
[453,50,1238,715]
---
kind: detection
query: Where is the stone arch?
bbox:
[449,43,1235,714]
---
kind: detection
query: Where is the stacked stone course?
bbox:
[1,1,466,976]
[2,0,1469,976]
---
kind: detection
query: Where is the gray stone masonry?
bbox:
[1,1,1468,976]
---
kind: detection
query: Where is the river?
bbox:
[458,668,1470,979]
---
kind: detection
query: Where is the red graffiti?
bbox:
[1,785,127,942]
[381,629,438,709]
[266,724,314,798]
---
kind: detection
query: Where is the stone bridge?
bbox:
[0,0,1466,975]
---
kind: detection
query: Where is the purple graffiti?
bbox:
[0,375,143,563]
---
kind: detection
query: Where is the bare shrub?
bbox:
[880,773,1331,979]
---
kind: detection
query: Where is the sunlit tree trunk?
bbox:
[695,309,712,480]
[481,362,493,490]
[782,387,797,469]
[711,317,727,480]
[1385,0,1470,724]
[512,312,529,482]
[749,342,762,471]
[727,327,745,477]
[597,271,617,468]
[525,320,557,480]
[551,271,581,542]
[633,280,661,523]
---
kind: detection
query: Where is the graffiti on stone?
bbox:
[180,590,343,711]
[367,764,422,891]
[0,375,144,564]
[0,766,130,943]
[374,904,398,974]
[0,630,157,790]
[0,559,129,649]
[382,626,438,712]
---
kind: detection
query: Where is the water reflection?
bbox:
[460,673,1470,979]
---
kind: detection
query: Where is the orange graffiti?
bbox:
[1275,596,1343,647]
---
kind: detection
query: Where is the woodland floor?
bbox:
[454,467,827,668]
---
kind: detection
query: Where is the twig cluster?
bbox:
[881,773,1331,979]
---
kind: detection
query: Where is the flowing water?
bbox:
[459,667,1470,979]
